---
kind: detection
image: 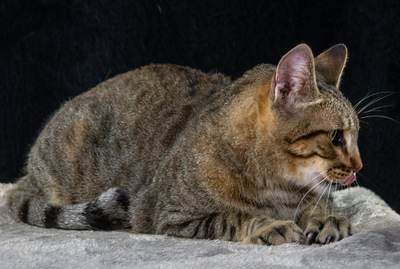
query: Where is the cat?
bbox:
[6,44,362,245]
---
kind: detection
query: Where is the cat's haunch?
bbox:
[6,44,361,245]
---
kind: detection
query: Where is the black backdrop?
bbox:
[1,0,399,212]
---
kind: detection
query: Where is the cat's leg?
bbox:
[7,176,130,230]
[298,201,351,244]
[156,212,304,245]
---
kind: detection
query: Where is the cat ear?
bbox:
[271,44,318,111]
[314,44,348,88]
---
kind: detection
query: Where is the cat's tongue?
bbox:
[341,174,356,186]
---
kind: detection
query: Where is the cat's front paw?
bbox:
[304,215,351,244]
[246,220,304,245]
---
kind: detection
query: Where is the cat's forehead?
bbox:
[316,80,359,131]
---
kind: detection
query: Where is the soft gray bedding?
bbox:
[0,183,399,268]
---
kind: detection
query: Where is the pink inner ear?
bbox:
[286,54,311,90]
[274,46,314,104]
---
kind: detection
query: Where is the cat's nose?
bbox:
[348,144,362,172]
[350,156,363,172]
[353,166,362,173]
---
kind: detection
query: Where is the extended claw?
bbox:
[325,235,333,244]
[306,232,317,245]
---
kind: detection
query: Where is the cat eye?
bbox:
[328,129,337,141]
[328,129,344,146]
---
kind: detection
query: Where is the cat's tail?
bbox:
[6,176,130,230]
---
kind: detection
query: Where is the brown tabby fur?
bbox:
[6,44,362,245]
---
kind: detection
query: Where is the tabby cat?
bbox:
[7,44,362,245]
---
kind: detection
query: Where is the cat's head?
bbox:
[258,44,362,193]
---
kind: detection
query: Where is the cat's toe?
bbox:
[304,218,323,245]
[316,216,351,244]
[305,215,351,245]
[249,220,304,245]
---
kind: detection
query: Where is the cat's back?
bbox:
[44,64,232,147]
[82,64,232,149]
[28,64,232,203]
[79,64,232,126]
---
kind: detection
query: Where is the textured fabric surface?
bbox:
[1,184,399,268]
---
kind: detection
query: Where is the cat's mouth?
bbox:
[337,172,357,186]
[323,171,357,187]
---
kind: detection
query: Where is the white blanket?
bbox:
[1,183,399,268]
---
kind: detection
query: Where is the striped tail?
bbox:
[6,178,130,230]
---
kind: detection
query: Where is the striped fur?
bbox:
[7,179,130,230]
[7,44,361,245]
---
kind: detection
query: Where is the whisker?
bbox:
[307,182,331,224]
[295,171,327,194]
[332,183,338,216]
[362,104,394,114]
[324,180,333,221]
[353,90,375,110]
[359,120,370,126]
[357,93,394,115]
[353,91,394,110]
[355,168,384,192]
[293,178,326,222]
[360,115,400,125]
[354,172,362,187]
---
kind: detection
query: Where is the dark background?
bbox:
[1,0,399,212]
